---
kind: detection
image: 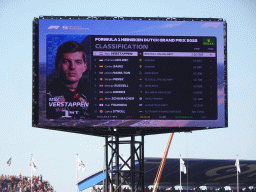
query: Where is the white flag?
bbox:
[235,157,241,173]
[30,157,37,172]
[180,158,186,174]
[77,156,86,172]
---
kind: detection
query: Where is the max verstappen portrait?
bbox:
[46,41,89,119]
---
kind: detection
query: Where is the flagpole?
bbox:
[77,154,78,192]
[185,133,189,192]
[180,155,182,192]
[31,154,33,192]
[186,159,188,192]
[237,155,239,192]
[10,157,11,176]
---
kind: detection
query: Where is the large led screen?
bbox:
[33,17,227,136]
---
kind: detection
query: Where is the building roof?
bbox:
[78,158,256,191]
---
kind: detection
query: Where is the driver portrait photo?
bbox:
[46,41,90,119]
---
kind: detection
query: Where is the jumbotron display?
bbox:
[33,16,227,136]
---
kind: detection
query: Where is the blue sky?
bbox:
[0,0,255,191]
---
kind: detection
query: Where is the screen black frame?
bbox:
[32,16,227,137]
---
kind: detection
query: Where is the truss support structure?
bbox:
[105,135,144,192]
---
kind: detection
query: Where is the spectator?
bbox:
[0,174,54,192]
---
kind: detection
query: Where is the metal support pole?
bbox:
[131,136,135,192]
[103,144,106,192]
[110,136,113,192]
[106,136,109,192]
[180,155,181,192]
[115,136,120,192]
[141,136,144,192]
[153,133,174,192]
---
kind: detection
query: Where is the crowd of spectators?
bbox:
[190,187,255,192]
[92,186,255,192]
[0,174,54,192]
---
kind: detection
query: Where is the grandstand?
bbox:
[77,158,256,192]
[0,174,54,192]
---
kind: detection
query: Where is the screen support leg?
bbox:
[105,135,144,192]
